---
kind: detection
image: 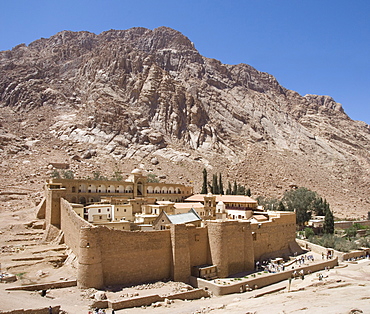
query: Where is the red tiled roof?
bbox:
[185,194,257,204]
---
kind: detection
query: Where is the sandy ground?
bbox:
[1,200,370,313]
[1,259,369,314]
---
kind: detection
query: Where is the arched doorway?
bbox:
[137,181,143,196]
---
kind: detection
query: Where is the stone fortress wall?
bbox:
[44,171,299,289]
[251,212,297,261]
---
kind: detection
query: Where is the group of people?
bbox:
[295,254,314,265]
[321,250,334,260]
[292,269,305,280]
[88,309,115,314]
[255,259,285,273]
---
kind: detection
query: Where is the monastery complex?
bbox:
[39,169,299,289]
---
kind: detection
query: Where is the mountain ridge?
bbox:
[0,27,369,218]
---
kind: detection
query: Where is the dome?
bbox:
[131,168,142,174]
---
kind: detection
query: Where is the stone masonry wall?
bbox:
[60,198,90,255]
[207,220,254,277]
[187,225,211,268]
[99,228,173,286]
[252,212,296,261]
[54,193,298,288]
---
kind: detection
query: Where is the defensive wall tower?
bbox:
[170,224,191,283]
[208,220,254,277]
[45,182,66,228]
[77,227,104,289]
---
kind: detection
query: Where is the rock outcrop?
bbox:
[1,27,369,217]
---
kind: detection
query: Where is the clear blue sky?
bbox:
[1,0,369,124]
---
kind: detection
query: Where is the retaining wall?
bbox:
[0,306,60,314]
[108,288,210,310]
[6,280,77,291]
[296,239,370,262]
[192,257,338,296]
[342,249,369,261]
[334,220,370,229]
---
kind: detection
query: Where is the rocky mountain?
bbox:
[1,26,369,218]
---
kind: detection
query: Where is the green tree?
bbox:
[245,188,251,197]
[51,170,60,179]
[312,197,325,216]
[345,225,357,239]
[277,201,286,211]
[232,181,237,195]
[324,206,334,234]
[147,173,159,183]
[219,173,224,195]
[62,170,74,179]
[111,170,123,181]
[212,174,219,194]
[304,227,315,239]
[256,196,279,211]
[201,168,208,194]
[93,171,107,181]
[226,182,232,195]
[237,184,245,195]
[282,187,317,227]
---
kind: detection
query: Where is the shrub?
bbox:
[51,170,60,178]
[62,170,74,179]
[304,227,315,239]
[308,234,359,252]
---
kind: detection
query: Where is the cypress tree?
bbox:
[245,188,251,197]
[212,174,219,194]
[219,173,224,195]
[324,204,334,234]
[226,182,232,195]
[237,184,245,195]
[201,168,208,194]
[232,181,237,195]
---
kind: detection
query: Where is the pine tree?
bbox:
[201,168,208,194]
[219,173,224,195]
